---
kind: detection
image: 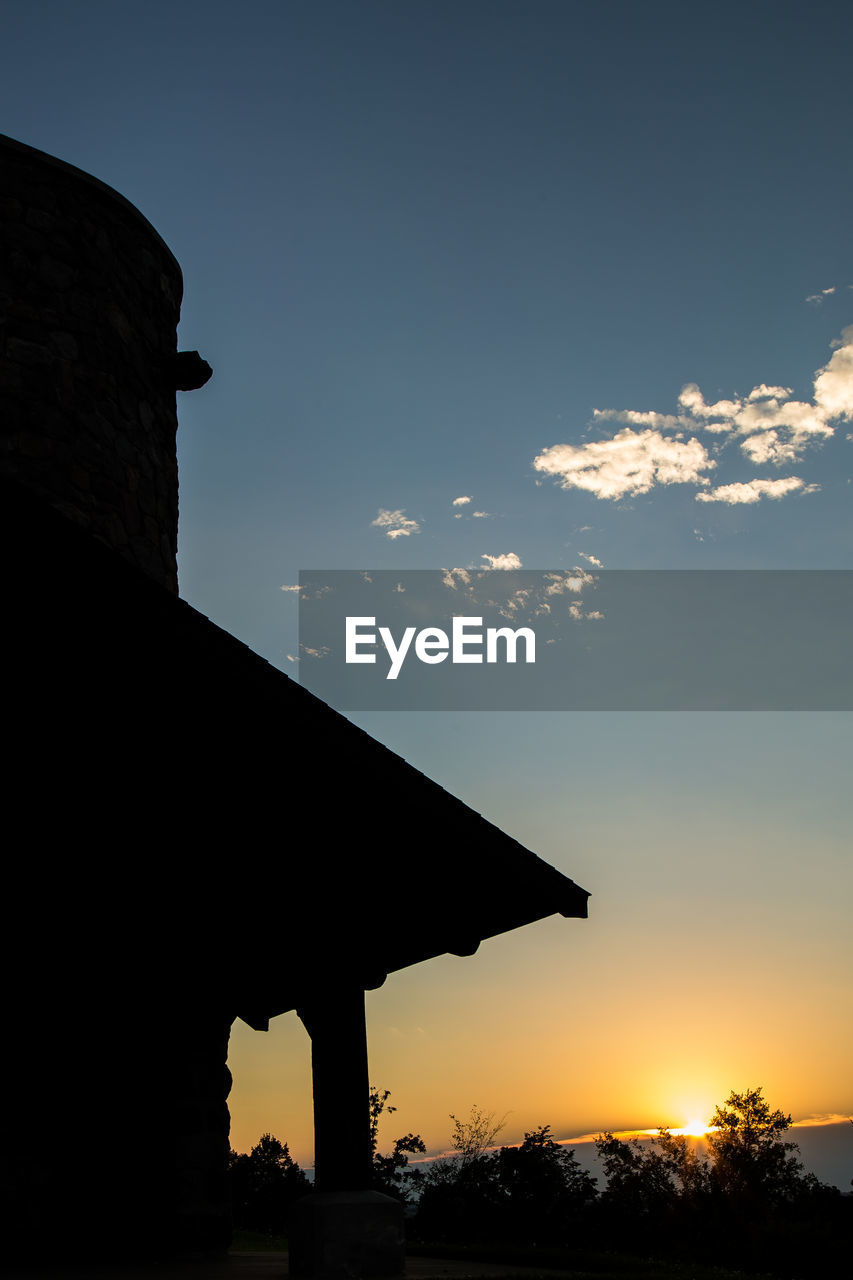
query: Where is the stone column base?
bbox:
[288,1190,404,1278]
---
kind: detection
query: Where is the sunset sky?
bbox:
[3,1,851,1185]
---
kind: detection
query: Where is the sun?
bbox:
[674,1112,714,1137]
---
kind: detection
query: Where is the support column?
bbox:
[289,986,404,1278]
[301,985,371,1192]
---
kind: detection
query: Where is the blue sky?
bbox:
[4,1,851,1181]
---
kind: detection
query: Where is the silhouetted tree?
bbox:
[368,1087,395,1159]
[416,1110,598,1247]
[654,1128,712,1202]
[497,1125,596,1244]
[373,1132,427,1202]
[448,1105,507,1165]
[594,1131,679,1218]
[414,1105,506,1242]
[228,1133,309,1234]
[368,1086,426,1204]
[593,1087,845,1274]
[706,1086,817,1208]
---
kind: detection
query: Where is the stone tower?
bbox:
[1,132,210,593]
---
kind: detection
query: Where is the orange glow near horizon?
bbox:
[223,716,852,1183]
[672,1113,715,1137]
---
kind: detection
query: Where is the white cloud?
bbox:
[472,510,490,518]
[371,508,420,539]
[280,584,301,593]
[497,586,534,617]
[566,602,605,621]
[545,570,594,594]
[481,552,523,569]
[676,385,742,421]
[695,477,819,504]
[452,495,472,506]
[295,583,332,601]
[593,407,682,431]
[747,384,793,401]
[442,568,472,589]
[534,327,853,505]
[678,333,849,458]
[533,428,713,499]
[727,392,833,451]
[806,286,836,304]
[813,324,853,420]
[578,552,603,567]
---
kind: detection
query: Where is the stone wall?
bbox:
[0,135,228,1260]
[0,133,184,592]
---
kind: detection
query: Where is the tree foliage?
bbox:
[448,1105,507,1165]
[496,1125,597,1243]
[369,1086,426,1204]
[595,1087,820,1218]
[705,1086,817,1206]
[415,1110,595,1246]
[590,1085,842,1274]
[224,1086,847,1276]
[227,1133,309,1234]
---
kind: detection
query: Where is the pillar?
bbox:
[289,986,404,1278]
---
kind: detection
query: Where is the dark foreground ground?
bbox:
[1,1249,752,1280]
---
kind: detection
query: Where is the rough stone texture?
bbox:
[169,1012,235,1253]
[0,133,183,592]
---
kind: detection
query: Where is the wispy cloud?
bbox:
[300,644,330,659]
[533,326,853,504]
[452,496,491,519]
[806,286,836,304]
[791,1113,853,1128]
[578,551,603,567]
[437,566,602,627]
[371,508,420,539]
[695,477,819,504]
[280,584,302,593]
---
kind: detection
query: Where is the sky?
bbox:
[3,0,851,1186]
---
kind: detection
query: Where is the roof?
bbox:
[3,475,588,1025]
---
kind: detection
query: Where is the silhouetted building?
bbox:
[0,133,588,1273]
